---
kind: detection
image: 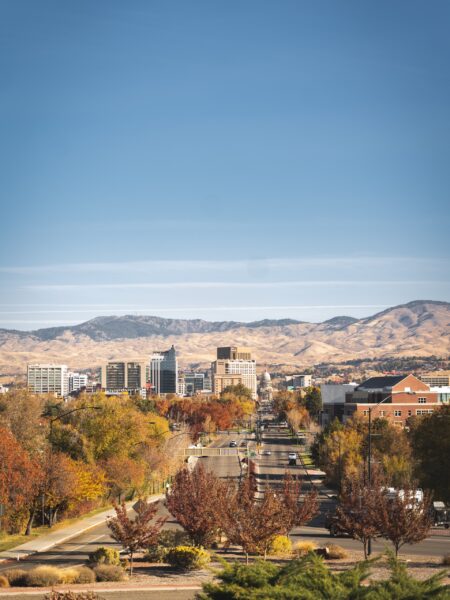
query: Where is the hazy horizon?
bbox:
[1,298,447,332]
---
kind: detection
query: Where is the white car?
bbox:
[288,452,297,465]
[262,449,272,456]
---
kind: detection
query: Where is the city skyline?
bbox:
[1,1,449,328]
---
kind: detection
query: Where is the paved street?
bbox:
[0,422,448,599]
[256,421,450,558]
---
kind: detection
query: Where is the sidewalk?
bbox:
[0,496,164,564]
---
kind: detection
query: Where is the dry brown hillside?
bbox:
[0,300,448,374]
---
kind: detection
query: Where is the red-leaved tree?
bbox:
[107,501,166,573]
[166,463,227,547]
[220,474,292,562]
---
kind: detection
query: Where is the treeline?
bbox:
[0,386,255,535]
[139,383,255,434]
[311,406,450,502]
[273,387,322,427]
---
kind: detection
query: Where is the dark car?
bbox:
[229,440,237,447]
[324,512,351,537]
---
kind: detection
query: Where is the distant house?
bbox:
[343,374,441,427]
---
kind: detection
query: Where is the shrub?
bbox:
[89,546,121,566]
[73,566,96,584]
[93,564,127,582]
[268,535,292,557]
[145,529,192,563]
[44,592,104,600]
[166,546,211,571]
[24,566,62,587]
[292,540,317,557]
[144,545,167,563]
[442,554,450,566]
[0,575,9,588]
[3,568,27,586]
[59,568,79,584]
[326,544,349,559]
[158,529,192,547]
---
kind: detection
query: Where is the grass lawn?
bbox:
[300,452,316,467]
[0,503,112,553]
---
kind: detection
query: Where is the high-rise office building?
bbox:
[27,364,69,397]
[101,360,146,395]
[212,347,257,399]
[68,372,88,394]
[149,345,178,395]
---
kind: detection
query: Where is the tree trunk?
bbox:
[25,507,36,536]
[246,552,249,565]
[129,551,133,575]
[363,538,368,560]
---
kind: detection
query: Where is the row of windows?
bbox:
[362,408,434,417]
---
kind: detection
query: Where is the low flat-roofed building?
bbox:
[343,374,440,427]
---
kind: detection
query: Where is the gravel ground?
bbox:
[1,551,448,595]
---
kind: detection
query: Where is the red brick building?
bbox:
[344,374,439,427]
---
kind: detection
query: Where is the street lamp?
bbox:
[367,394,391,556]
[45,405,102,442]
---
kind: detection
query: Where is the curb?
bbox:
[0,584,203,596]
[0,496,164,565]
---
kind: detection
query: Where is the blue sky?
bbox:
[1,0,449,329]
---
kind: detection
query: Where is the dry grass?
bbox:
[326,544,349,559]
[292,541,318,557]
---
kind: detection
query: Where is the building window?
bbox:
[418,397,426,404]
[363,410,369,416]
[408,410,412,416]
[379,410,385,417]
[394,410,402,417]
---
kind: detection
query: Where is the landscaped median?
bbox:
[0,497,162,565]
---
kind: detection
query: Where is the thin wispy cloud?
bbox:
[1,256,447,275]
[26,280,445,291]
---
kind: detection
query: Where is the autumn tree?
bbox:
[103,456,146,501]
[280,472,318,530]
[409,406,450,502]
[0,389,46,454]
[220,475,293,562]
[166,463,227,547]
[374,486,433,556]
[286,407,310,432]
[221,383,253,400]
[334,470,382,558]
[0,427,42,533]
[107,501,166,574]
[303,387,322,421]
[317,426,363,489]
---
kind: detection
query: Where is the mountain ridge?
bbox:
[0,300,448,372]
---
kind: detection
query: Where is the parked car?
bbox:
[229,440,237,447]
[262,449,272,456]
[324,512,351,537]
[288,452,297,465]
[433,501,450,528]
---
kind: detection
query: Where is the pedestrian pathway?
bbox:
[0,496,163,564]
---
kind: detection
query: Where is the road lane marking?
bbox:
[61,534,107,553]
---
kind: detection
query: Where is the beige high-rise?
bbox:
[212,347,257,399]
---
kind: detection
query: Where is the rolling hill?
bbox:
[0,300,448,373]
